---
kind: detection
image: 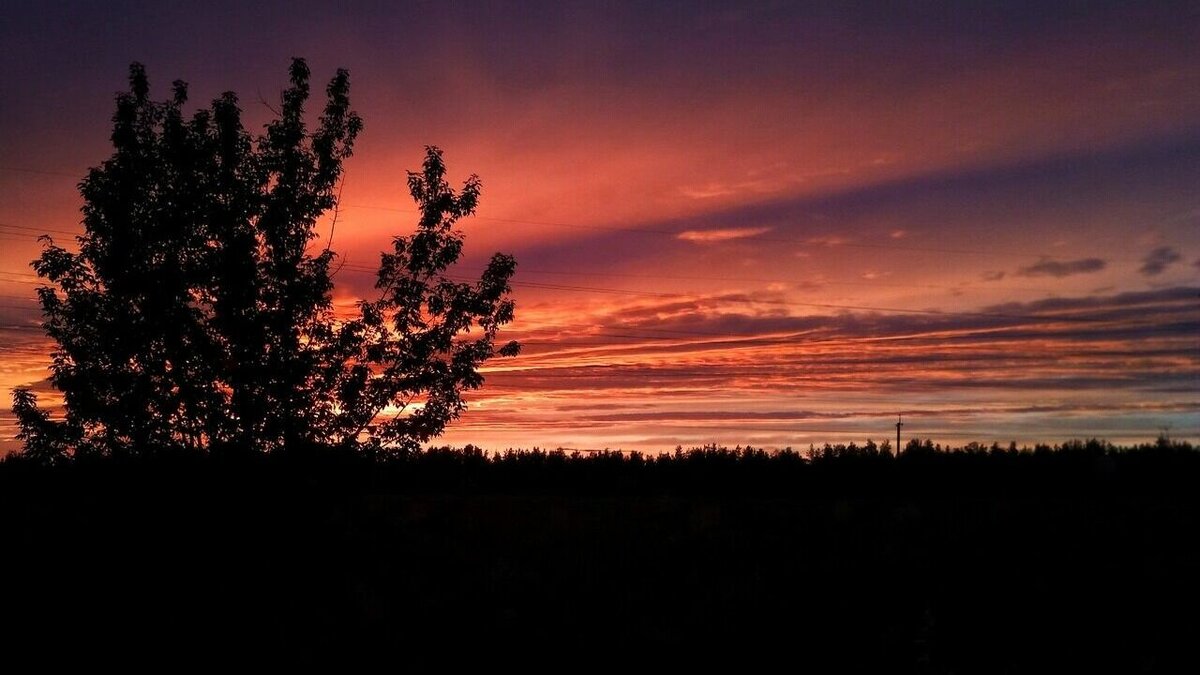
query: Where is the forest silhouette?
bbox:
[3,438,1198,670]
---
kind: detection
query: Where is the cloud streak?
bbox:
[447,286,1200,447]
[1140,246,1182,276]
[1017,257,1106,278]
[676,227,772,243]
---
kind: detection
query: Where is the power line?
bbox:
[2,157,1181,263]
[490,266,1068,295]
[333,260,1077,304]
[0,218,1188,326]
[0,257,1172,326]
[464,277,1113,324]
[340,202,1162,264]
[0,203,1180,296]
[0,222,79,237]
[345,268,1107,323]
[0,165,82,179]
[0,273,39,283]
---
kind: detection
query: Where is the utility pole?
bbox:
[895,414,904,455]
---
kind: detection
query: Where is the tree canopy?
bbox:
[11,59,519,460]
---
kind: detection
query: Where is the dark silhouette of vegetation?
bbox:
[10,60,518,459]
[2,438,1197,670]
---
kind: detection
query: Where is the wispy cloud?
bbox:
[679,184,738,200]
[676,227,771,243]
[804,235,852,247]
[1017,257,1106,278]
[678,171,811,200]
[1139,246,1182,276]
[504,286,1200,382]
[450,286,1200,450]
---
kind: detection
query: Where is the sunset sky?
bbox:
[1,1,1197,452]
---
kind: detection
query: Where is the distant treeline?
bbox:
[4,435,1193,496]
[2,436,1197,671]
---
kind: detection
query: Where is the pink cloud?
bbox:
[676,227,772,243]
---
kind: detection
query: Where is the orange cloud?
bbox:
[676,227,772,244]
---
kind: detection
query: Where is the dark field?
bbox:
[2,441,1197,671]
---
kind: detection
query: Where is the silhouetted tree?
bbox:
[11,60,518,459]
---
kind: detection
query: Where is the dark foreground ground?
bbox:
[2,442,1198,671]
